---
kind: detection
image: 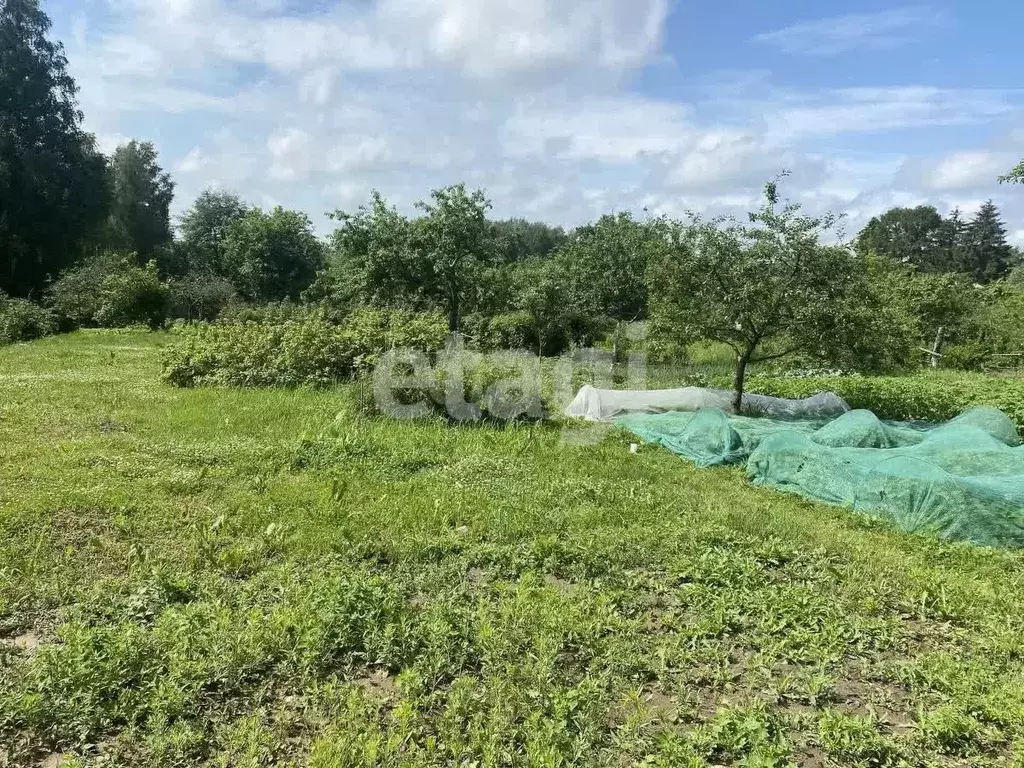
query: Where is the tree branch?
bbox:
[750,344,802,363]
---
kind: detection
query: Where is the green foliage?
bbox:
[855,205,946,271]
[818,710,901,766]
[855,202,1013,284]
[939,341,993,372]
[555,212,664,326]
[215,299,313,325]
[176,189,249,276]
[747,371,1024,431]
[222,207,325,302]
[963,201,1014,284]
[652,179,863,408]
[695,702,791,765]
[999,159,1024,184]
[965,282,1024,362]
[819,253,979,374]
[0,293,55,344]
[168,271,237,322]
[320,186,498,332]
[505,257,601,356]
[162,310,448,388]
[414,183,493,332]
[95,260,169,329]
[0,0,109,298]
[490,218,567,262]
[321,192,424,313]
[47,253,169,329]
[5,331,1024,765]
[45,251,111,329]
[480,310,538,351]
[105,140,175,260]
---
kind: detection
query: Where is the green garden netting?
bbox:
[617,406,1024,548]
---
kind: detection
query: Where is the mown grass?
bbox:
[1,331,1024,767]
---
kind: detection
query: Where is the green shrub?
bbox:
[168,271,237,322]
[96,261,169,329]
[47,253,169,330]
[747,371,1024,432]
[471,311,608,356]
[484,311,536,351]
[216,300,313,325]
[46,253,112,329]
[940,341,992,372]
[162,310,448,388]
[0,295,56,345]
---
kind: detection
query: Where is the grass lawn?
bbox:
[2,330,1024,767]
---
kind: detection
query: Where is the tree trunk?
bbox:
[732,351,751,413]
[612,320,623,364]
[448,288,460,334]
[930,326,945,368]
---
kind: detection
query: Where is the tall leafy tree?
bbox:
[963,201,1013,284]
[491,218,566,262]
[855,206,944,271]
[177,189,249,275]
[222,207,325,302]
[554,212,667,359]
[653,181,863,411]
[510,258,571,355]
[313,192,428,312]
[415,183,492,333]
[106,140,174,260]
[0,0,108,297]
[935,207,968,274]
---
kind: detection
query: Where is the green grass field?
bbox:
[2,331,1024,767]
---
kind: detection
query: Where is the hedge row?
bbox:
[0,295,56,345]
[747,372,1024,431]
[162,310,448,388]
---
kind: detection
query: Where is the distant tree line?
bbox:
[856,203,1018,284]
[4,0,1024,396]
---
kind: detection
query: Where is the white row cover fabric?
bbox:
[564,385,850,422]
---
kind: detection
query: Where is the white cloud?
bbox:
[762,87,1012,140]
[380,0,669,76]
[267,128,315,182]
[175,147,209,174]
[58,0,1024,242]
[754,6,947,56]
[924,150,1015,190]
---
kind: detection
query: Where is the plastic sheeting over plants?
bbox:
[617,405,1024,548]
[564,384,850,421]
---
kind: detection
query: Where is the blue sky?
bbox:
[46,0,1024,242]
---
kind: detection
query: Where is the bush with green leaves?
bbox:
[481,311,536,351]
[168,271,237,322]
[46,252,112,329]
[464,310,609,357]
[955,282,1024,368]
[216,300,323,326]
[96,261,170,329]
[162,310,448,388]
[0,294,56,345]
[747,371,1024,431]
[47,253,170,330]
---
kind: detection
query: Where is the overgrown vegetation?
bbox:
[748,370,1024,431]
[6,1,1024,765]
[3,332,1024,767]
[0,293,55,345]
[162,310,448,388]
